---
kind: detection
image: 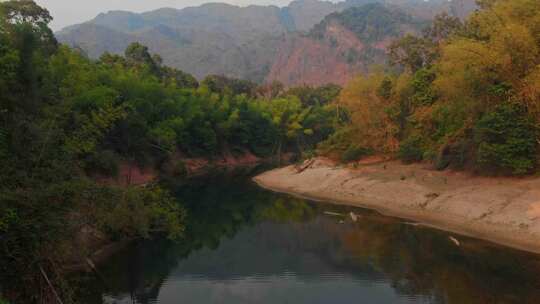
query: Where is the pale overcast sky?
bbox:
[34,0,326,31]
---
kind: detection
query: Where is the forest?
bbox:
[1,0,540,302]
[322,0,540,175]
[0,1,339,302]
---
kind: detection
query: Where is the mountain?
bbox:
[56,0,477,85]
[57,3,289,81]
[267,3,427,86]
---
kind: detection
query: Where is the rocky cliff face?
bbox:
[267,23,366,86]
[266,4,423,86]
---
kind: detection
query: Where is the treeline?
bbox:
[322,0,540,175]
[0,1,339,303]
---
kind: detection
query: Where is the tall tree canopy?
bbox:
[325,0,540,174]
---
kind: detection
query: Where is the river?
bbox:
[77,176,540,303]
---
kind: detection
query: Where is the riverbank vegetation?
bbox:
[0,1,338,302]
[321,0,540,175]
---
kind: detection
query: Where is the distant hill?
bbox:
[57,3,290,81]
[266,3,428,86]
[56,0,477,85]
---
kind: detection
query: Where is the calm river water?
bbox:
[78,176,540,304]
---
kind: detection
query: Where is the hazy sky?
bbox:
[34,0,326,31]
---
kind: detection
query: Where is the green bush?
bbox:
[0,128,7,161]
[301,149,316,162]
[341,144,371,163]
[96,185,186,240]
[411,68,437,106]
[433,137,474,170]
[377,77,393,100]
[398,135,424,163]
[172,160,188,177]
[84,149,120,176]
[317,127,354,155]
[430,101,469,142]
[474,103,538,175]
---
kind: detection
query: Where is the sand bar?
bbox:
[254,157,540,254]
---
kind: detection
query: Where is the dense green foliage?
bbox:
[0,2,188,302]
[341,144,371,163]
[325,0,540,175]
[201,74,256,97]
[0,2,338,302]
[282,84,341,107]
[398,135,425,163]
[474,103,538,175]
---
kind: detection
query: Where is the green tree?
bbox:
[125,42,160,75]
[388,34,435,72]
[475,103,538,175]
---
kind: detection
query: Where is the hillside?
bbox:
[57,3,290,81]
[56,0,476,84]
[266,3,427,86]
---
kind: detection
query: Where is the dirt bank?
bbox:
[253,157,540,254]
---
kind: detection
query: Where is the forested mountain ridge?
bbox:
[56,0,476,84]
[266,3,428,86]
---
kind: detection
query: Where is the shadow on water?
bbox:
[75,176,540,304]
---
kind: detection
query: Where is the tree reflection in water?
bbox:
[75,176,540,304]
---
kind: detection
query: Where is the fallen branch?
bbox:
[324,211,345,217]
[295,158,315,174]
[449,236,461,246]
[86,258,109,287]
[39,265,64,304]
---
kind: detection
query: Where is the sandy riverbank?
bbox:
[253,157,540,254]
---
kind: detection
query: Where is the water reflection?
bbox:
[77,177,540,304]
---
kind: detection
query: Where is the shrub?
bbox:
[411,68,437,106]
[301,149,316,162]
[96,185,186,240]
[474,103,538,175]
[172,160,188,177]
[317,127,355,156]
[398,135,424,163]
[341,144,371,163]
[377,77,393,100]
[433,136,474,170]
[84,149,120,176]
[0,127,7,161]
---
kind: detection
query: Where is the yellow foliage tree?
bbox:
[337,72,400,153]
[435,0,540,140]
[329,0,540,166]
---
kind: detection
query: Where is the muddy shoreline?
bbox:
[253,158,540,254]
